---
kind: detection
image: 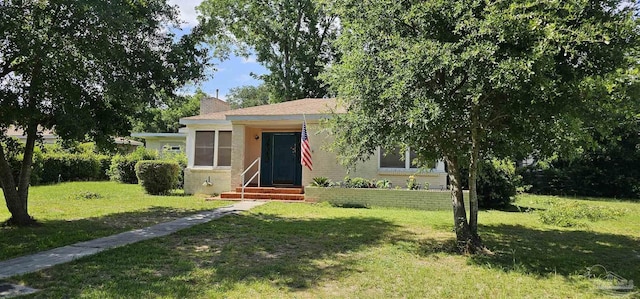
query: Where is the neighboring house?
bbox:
[179,98,447,195]
[5,126,142,153]
[5,127,57,143]
[132,97,230,156]
[131,129,187,156]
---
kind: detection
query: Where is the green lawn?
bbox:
[4,190,638,298]
[0,181,231,260]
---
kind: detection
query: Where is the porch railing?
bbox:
[240,157,261,200]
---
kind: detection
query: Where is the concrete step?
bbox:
[220,192,305,201]
[234,187,304,194]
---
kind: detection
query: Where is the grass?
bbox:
[3,190,638,298]
[0,181,231,260]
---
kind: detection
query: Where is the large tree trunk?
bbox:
[0,124,37,226]
[469,105,480,238]
[446,155,485,254]
[445,156,471,245]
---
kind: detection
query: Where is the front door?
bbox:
[260,132,302,186]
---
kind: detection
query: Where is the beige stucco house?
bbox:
[179,98,447,196]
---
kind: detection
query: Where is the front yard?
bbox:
[1,183,639,298]
[0,182,231,260]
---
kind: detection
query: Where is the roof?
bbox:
[113,137,143,146]
[131,132,187,138]
[5,125,142,146]
[5,126,56,138]
[182,98,343,123]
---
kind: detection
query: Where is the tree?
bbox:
[227,84,271,109]
[521,118,640,199]
[197,0,339,102]
[325,0,639,252]
[0,0,207,226]
[132,90,207,133]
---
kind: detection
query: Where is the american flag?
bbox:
[301,120,313,171]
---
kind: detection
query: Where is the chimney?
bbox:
[199,90,231,115]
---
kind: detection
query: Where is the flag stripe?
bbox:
[301,120,313,171]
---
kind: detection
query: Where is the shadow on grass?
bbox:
[470,224,640,283]
[0,206,225,261]
[18,213,399,298]
[493,204,546,213]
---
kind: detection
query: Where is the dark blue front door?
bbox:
[260,132,302,186]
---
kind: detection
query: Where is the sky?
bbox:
[168,0,267,100]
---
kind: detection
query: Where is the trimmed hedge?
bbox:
[108,147,157,184]
[8,148,110,185]
[135,160,179,195]
[40,153,110,183]
[161,151,187,189]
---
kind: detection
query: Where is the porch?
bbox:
[230,121,309,192]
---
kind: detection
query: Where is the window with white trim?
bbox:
[379,147,419,169]
[194,130,232,167]
[217,131,232,166]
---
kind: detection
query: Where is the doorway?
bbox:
[260,132,302,186]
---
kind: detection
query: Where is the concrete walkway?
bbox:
[0,201,265,280]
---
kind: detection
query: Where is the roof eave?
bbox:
[179,119,232,125]
[130,133,187,138]
[225,113,335,121]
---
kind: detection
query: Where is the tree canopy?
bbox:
[325,0,639,252]
[197,0,339,102]
[132,90,208,134]
[226,84,271,109]
[0,0,208,226]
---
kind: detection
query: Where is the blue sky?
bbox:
[169,0,267,100]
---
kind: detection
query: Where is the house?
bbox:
[179,98,447,196]
[132,97,230,156]
[131,129,187,156]
[5,126,142,153]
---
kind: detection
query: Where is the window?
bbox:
[195,132,215,166]
[163,145,182,153]
[194,130,232,167]
[217,131,232,166]
[379,147,418,169]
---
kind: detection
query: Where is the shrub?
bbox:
[345,177,374,188]
[538,202,627,227]
[161,150,187,189]
[406,175,420,190]
[109,147,157,184]
[4,141,111,185]
[462,158,521,208]
[39,152,110,183]
[135,160,179,195]
[108,155,136,184]
[97,155,112,181]
[519,124,640,199]
[375,179,391,189]
[4,139,44,185]
[311,176,331,187]
[477,159,520,208]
